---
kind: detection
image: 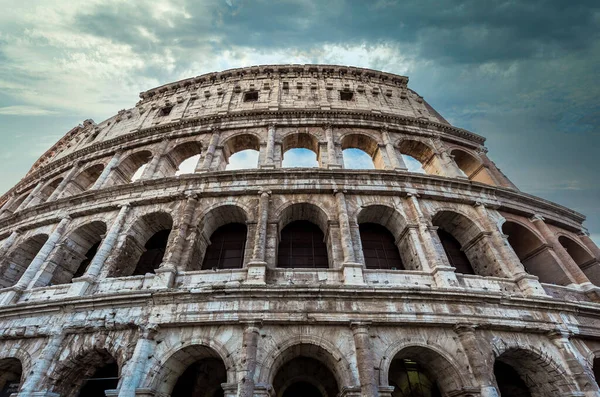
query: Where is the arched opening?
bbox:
[341,134,381,169]
[0,358,22,396]
[110,212,173,277]
[269,344,343,397]
[153,345,229,397]
[0,192,29,215]
[388,346,463,397]
[201,223,247,270]
[64,164,104,196]
[502,221,571,285]
[171,358,226,397]
[398,140,435,175]
[0,234,48,288]
[166,141,203,176]
[432,211,492,276]
[223,134,260,170]
[593,357,600,388]
[278,221,328,269]
[52,348,119,397]
[558,235,600,284]
[119,151,153,183]
[451,149,497,185]
[33,221,107,287]
[359,223,404,270]
[282,133,320,168]
[36,177,63,204]
[195,205,250,271]
[493,348,574,397]
[494,361,531,397]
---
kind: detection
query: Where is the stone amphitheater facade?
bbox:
[0,64,599,397]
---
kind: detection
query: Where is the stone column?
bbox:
[199,127,220,171]
[48,162,81,201]
[141,139,170,180]
[325,123,341,169]
[154,195,198,288]
[454,325,499,397]
[548,330,600,396]
[381,127,406,170]
[18,216,71,291]
[69,204,131,296]
[405,194,459,288]
[335,190,364,285]
[118,325,159,397]
[530,215,590,285]
[0,230,20,259]
[237,322,261,397]
[18,333,64,395]
[15,182,44,212]
[91,151,123,190]
[351,322,378,397]
[246,191,270,285]
[260,124,276,169]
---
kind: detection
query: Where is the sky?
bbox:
[0,0,598,243]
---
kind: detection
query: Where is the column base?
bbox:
[339,386,362,397]
[152,266,177,289]
[576,282,600,302]
[254,383,274,397]
[105,390,119,397]
[431,266,460,289]
[327,164,343,169]
[513,272,547,297]
[221,382,238,397]
[0,286,23,306]
[67,276,95,296]
[245,261,267,285]
[342,262,366,285]
[259,164,276,169]
[379,386,395,397]
[16,393,61,397]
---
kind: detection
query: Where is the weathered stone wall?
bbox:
[0,65,599,397]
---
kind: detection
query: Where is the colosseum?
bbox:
[0,64,599,397]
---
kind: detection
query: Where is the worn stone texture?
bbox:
[0,65,598,396]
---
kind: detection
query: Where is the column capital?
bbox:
[118,202,131,209]
[258,190,272,197]
[578,228,590,237]
[324,121,334,129]
[140,323,160,340]
[350,320,372,332]
[380,123,389,132]
[453,323,477,335]
[211,126,220,133]
[267,122,277,129]
[529,214,545,223]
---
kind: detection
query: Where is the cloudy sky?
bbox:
[0,0,598,242]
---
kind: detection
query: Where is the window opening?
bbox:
[494,361,531,397]
[201,223,247,270]
[389,358,442,397]
[343,148,375,169]
[176,154,201,176]
[132,229,170,275]
[159,106,173,116]
[282,148,318,168]
[243,91,258,102]
[77,362,119,397]
[402,154,426,174]
[130,163,147,182]
[437,229,475,275]
[226,149,259,170]
[278,220,328,268]
[340,91,354,101]
[73,240,101,279]
[360,223,404,270]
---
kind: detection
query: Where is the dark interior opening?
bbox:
[340,91,354,101]
[77,362,119,397]
[278,220,328,268]
[171,358,226,397]
[282,381,322,397]
[243,91,258,102]
[494,361,531,397]
[73,240,101,279]
[201,223,247,270]
[594,357,600,387]
[437,229,475,275]
[360,223,404,270]
[389,358,441,397]
[159,106,173,116]
[132,229,171,275]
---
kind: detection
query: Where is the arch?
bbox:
[35,177,63,204]
[502,220,571,285]
[451,148,497,186]
[0,233,48,288]
[194,204,250,270]
[51,348,119,397]
[262,341,354,392]
[558,235,600,284]
[397,140,435,174]
[358,223,404,270]
[116,150,153,183]
[282,133,320,168]
[0,191,29,215]
[432,210,492,276]
[34,221,107,287]
[0,357,23,396]
[222,133,260,170]
[493,347,578,397]
[382,344,468,396]
[341,134,382,169]
[277,202,330,234]
[150,343,234,396]
[109,211,173,277]
[166,141,203,176]
[274,357,338,397]
[278,221,328,269]
[65,164,104,196]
